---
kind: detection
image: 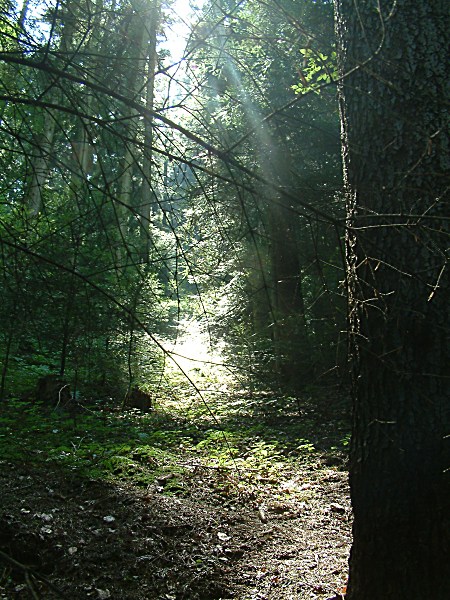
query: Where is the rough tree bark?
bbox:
[334,1,450,598]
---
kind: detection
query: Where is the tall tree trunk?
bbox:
[115,1,159,264]
[0,325,15,402]
[335,1,450,598]
[268,199,309,382]
[25,2,76,216]
[27,116,57,216]
[17,0,29,32]
[264,146,309,383]
[139,0,159,261]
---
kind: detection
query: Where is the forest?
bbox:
[0,0,448,598]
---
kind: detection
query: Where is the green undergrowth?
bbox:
[0,390,350,503]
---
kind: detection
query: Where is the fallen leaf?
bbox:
[40,527,52,535]
[103,515,115,523]
[258,507,268,523]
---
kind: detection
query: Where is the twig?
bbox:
[25,570,40,600]
[0,549,69,599]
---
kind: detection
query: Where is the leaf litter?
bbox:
[0,389,351,599]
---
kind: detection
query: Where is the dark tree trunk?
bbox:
[269,200,309,382]
[261,143,309,384]
[334,1,450,598]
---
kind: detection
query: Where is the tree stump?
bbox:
[36,375,71,407]
[124,387,152,412]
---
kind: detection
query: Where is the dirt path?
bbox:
[1,449,350,599]
[1,323,351,598]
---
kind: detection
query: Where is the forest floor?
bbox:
[0,383,351,600]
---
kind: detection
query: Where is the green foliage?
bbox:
[292,49,338,94]
[0,0,18,52]
[0,391,349,500]
[0,0,346,414]
[181,0,345,389]
[0,0,177,401]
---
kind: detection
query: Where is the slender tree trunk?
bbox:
[139,0,159,261]
[0,326,15,402]
[268,200,309,382]
[116,2,159,264]
[17,0,29,31]
[59,282,77,378]
[27,116,57,216]
[25,2,76,216]
[334,1,450,597]
[264,146,309,383]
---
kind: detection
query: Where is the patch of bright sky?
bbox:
[16,0,204,56]
[163,0,204,63]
